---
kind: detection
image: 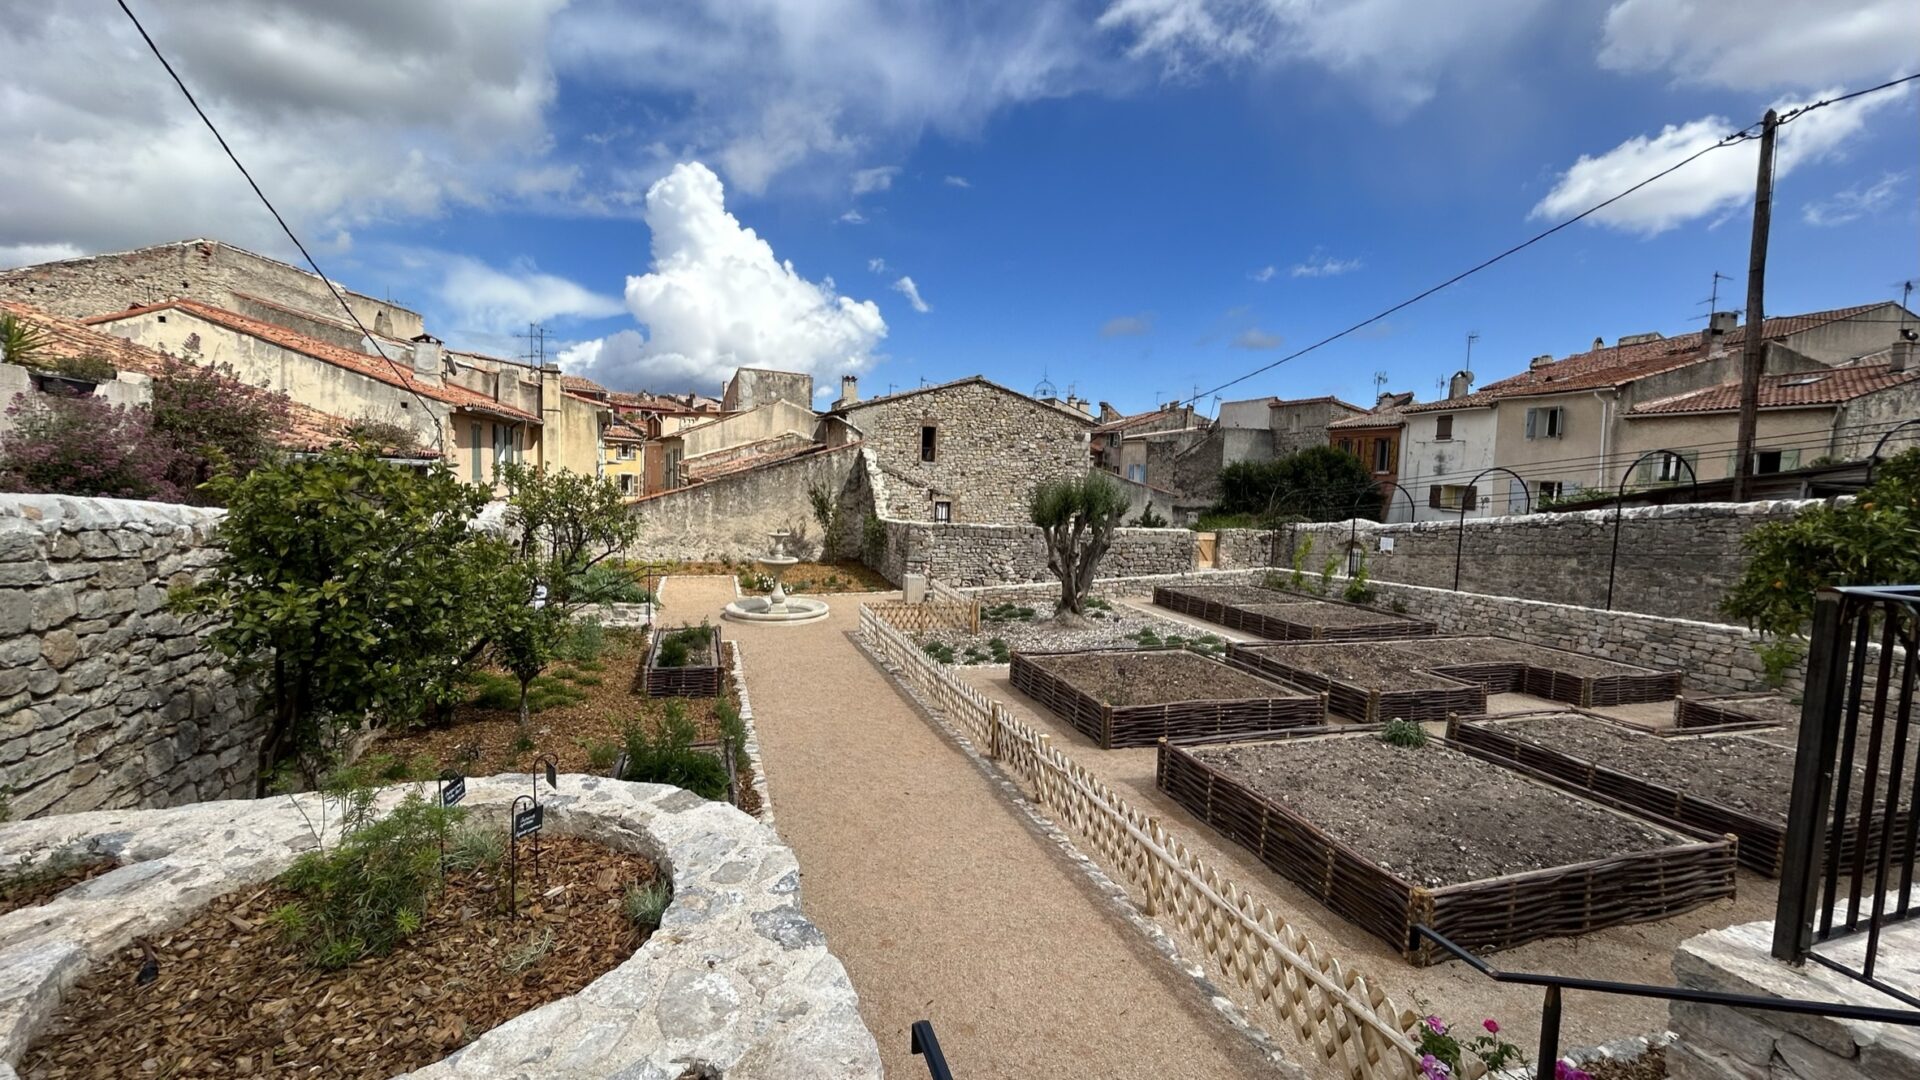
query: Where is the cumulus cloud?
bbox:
[0,1,566,258]
[1250,264,1276,282]
[1291,253,1362,278]
[0,242,85,269]
[436,256,623,336]
[559,162,886,391]
[1600,0,1914,93]
[1232,327,1281,350]
[892,276,931,313]
[1097,0,1550,111]
[1803,171,1908,226]
[851,166,901,194]
[1530,87,1905,235]
[839,209,868,224]
[1101,314,1153,337]
[943,175,972,188]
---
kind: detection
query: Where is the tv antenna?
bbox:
[517,322,548,366]
[1693,271,1735,319]
[1465,331,1479,368]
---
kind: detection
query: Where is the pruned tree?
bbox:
[1030,471,1130,619]
[498,462,638,607]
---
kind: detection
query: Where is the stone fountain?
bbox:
[723,530,830,624]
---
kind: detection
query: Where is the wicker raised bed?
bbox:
[1157,734,1737,963]
[1675,693,1803,731]
[1009,647,1325,749]
[1151,585,1437,642]
[642,624,724,697]
[1394,637,1682,708]
[1226,641,1486,722]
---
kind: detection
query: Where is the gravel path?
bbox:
[662,576,1284,1079]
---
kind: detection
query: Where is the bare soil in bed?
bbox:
[1240,600,1419,628]
[1191,737,1675,887]
[1237,642,1471,688]
[22,834,659,1080]
[1031,650,1305,706]
[1165,584,1301,606]
[1391,637,1660,677]
[1496,715,1796,819]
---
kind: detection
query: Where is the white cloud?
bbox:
[1291,253,1362,278]
[560,162,886,391]
[0,242,85,269]
[892,276,931,313]
[1250,264,1276,282]
[1803,171,1908,226]
[0,1,566,258]
[1530,87,1905,235]
[1097,0,1550,111]
[1232,327,1281,350]
[1101,314,1153,337]
[851,166,902,194]
[436,256,623,336]
[867,257,889,273]
[944,175,972,188]
[1600,0,1915,93]
[839,209,868,224]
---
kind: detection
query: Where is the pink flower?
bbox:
[1420,1054,1451,1080]
[1554,1063,1591,1080]
[1482,1019,1500,1035]
[1424,1015,1447,1035]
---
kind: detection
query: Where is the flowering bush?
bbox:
[149,356,291,500]
[1414,1012,1526,1077]
[0,392,175,500]
[1554,1062,1593,1080]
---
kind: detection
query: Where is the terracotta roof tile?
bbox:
[1630,364,1920,415]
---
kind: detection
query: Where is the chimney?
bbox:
[1708,311,1738,336]
[1892,338,1916,373]
[408,335,443,381]
[1529,353,1555,370]
[1592,336,1605,351]
[1448,370,1473,399]
[1376,391,1396,409]
[838,374,859,406]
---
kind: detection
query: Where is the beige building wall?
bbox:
[1616,407,1857,486]
[677,400,817,458]
[1490,390,1617,505]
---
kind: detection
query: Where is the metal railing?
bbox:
[1772,584,1920,1006]
[911,1020,955,1079]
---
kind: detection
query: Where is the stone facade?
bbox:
[1210,499,1814,623]
[870,520,1194,588]
[0,238,424,339]
[629,444,866,562]
[832,377,1093,524]
[0,776,881,1078]
[0,496,263,819]
[722,367,814,412]
[1668,920,1920,1080]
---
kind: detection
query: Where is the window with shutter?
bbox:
[1461,486,1477,511]
[1434,415,1453,440]
[1428,485,1443,509]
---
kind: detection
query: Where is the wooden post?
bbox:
[1731,109,1778,501]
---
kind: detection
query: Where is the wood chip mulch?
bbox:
[20,834,659,1080]
[0,857,116,919]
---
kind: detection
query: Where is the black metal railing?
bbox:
[911,1019,955,1079]
[1773,584,1920,1006]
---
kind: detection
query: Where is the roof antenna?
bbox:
[1693,271,1734,320]
[1033,366,1057,399]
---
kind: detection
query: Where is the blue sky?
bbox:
[1,1,1914,414]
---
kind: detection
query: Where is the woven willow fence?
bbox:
[865,599,980,635]
[859,604,1474,1080]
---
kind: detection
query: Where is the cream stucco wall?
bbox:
[676,399,817,459]
[1399,405,1499,521]
[1491,389,1617,504]
[1615,407,1850,486]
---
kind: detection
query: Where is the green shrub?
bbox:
[988,638,1011,664]
[715,698,748,765]
[445,823,504,873]
[624,880,672,930]
[581,738,621,773]
[620,702,730,800]
[653,626,708,669]
[560,617,607,663]
[1343,552,1375,604]
[1380,718,1428,749]
[572,565,649,605]
[922,641,956,665]
[274,794,455,968]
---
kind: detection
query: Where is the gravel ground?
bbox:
[1496,716,1795,819]
[1193,737,1675,888]
[922,606,1226,663]
[1027,650,1307,706]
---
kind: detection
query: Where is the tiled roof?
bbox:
[1403,304,1887,413]
[1094,406,1186,434]
[562,374,608,395]
[1629,364,1919,415]
[604,417,647,443]
[83,300,541,423]
[1327,393,1414,430]
[830,374,1097,424]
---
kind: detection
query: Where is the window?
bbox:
[1537,480,1565,502]
[470,422,482,482]
[1126,464,1146,483]
[1524,406,1566,440]
[1636,451,1701,485]
[617,444,637,460]
[1372,438,1393,473]
[1429,485,1476,511]
[933,500,952,522]
[920,424,938,463]
[663,448,682,485]
[1754,448,1800,475]
[1434,415,1453,441]
[617,474,636,495]
[1338,438,1354,455]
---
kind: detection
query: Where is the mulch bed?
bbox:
[1227,641,1485,722]
[1025,649,1293,706]
[0,856,116,919]
[1013,648,1323,748]
[1232,641,1473,688]
[377,631,761,817]
[21,834,659,1080]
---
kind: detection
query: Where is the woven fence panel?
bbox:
[866,600,981,635]
[643,626,725,697]
[858,604,1454,1080]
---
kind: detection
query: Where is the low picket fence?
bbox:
[859,604,1474,1080]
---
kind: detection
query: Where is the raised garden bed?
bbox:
[1227,641,1486,722]
[642,623,724,697]
[1446,711,1914,877]
[1153,585,1436,642]
[1010,647,1325,748]
[1389,636,1682,708]
[1156,733,1736,963]
[1675,693,1803,731]
[23,832,662,1078]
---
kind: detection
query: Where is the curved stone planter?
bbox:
[0,775,880,1079]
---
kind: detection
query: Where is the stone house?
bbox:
[828,376,1094,523]
[652,399,830,491]
[721,367,814,412]
[1327,391,1414,519]
[1091,404,1202,476]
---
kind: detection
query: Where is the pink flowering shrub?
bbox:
[1415,1012,1527,1076]
[0,392,176,500]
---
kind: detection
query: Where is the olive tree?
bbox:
[1030,471,1130,619]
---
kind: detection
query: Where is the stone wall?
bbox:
[630,443,866,562]
[0,496,263,819]
[870,519,1194,587]
[1211,499,1815,623]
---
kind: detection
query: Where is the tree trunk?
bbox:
[517,680,531,739]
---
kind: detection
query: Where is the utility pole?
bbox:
[1731,109,1779,502]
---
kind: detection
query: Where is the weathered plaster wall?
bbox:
[0,496,263,819]
[629,444,865,561]
[722,368,814,411]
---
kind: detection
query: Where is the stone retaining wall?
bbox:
[871,519,1195,587]
[0,776,881,1078]
[0,496,262,819]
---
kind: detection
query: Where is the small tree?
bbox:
[1030,472,1130,618]
[492,577,567,741]
[498,462,638,607]
[0,313,49,366]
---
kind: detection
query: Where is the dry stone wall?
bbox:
[0,496,262,819]
[870,519,1195,587]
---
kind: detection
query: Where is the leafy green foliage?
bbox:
[1214,447,1380,523]
[445,823,504,873]
[1030,472,1129,616]
[581,738,621,773]
[497,462,638,608]
[861,513,887,564]
[1343,552,1375,604]
[148,356,292,499]
[1723,449,1920,651]
[808,481,846,558]
[1381,719,1428,748]
[176,447,512,783]
[984,602,1037,623]
[619,702,730,799]
[492,581,568,733]
[36,353,117,383]
[716,698,748,764]
[1130,506,1169,528]
[988,637,1011,664]
[0,313,50,366]
[653,625,709,668]
[922,641,957,664]
[275,793,456,969]
[559,617,607,663]
[1415,1012,1526,1077]
[570,563,651,605]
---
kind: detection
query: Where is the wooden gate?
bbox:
[1194,531,1217,569]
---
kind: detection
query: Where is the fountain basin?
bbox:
[723,594,831,623]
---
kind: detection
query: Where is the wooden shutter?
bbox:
[1461,486,1478,511]
[1428,485,1443,509]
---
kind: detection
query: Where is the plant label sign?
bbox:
[512,803,544,840]
[440,775,466,808]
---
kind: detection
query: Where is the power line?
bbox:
[114,0,447,454]
[1183,71,1920,409]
